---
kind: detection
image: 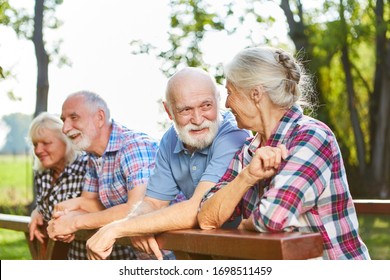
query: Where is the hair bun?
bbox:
[275,49,301,84]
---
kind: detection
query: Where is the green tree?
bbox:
[0,113,32,155]
[130,0,234,83]
[0,0,11,81]
[280,0,390,197]
[2,0,66,117]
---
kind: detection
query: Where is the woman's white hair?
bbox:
[224,46,314,110]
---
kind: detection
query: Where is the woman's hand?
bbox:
[238,215,256,231]
[29,208,46,243]
[244,144,288,185]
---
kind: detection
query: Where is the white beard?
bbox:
[173,115,221,150]
[66,129,93,151]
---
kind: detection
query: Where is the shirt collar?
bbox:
[248,104,303,154]
[105,119,122,153]
[269,104,303,146]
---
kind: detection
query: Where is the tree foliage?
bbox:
[1,0,65,117]
[0,0,11,80]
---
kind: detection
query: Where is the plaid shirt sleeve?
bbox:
[120,136,158,190]
[251,127,333,232]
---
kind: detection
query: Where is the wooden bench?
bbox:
[0,213,323,260]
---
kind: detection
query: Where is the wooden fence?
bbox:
[1,199,389,260]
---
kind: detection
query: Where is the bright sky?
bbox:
[0,0,289,146]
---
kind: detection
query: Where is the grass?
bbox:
[0,154,33,207]
[0,154,33,259]
[358,214,390,259]
[0,155,389,260]
[0,228,31,260]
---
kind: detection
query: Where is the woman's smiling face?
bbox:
[33,128,67,171]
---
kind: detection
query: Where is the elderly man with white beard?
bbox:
[86,67,251,260]
[46,91,175,260]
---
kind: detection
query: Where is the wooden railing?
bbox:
[353,199,390,215]
[0,213,323,260]
[3,199,388,260]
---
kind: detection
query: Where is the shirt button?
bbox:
[192,166,197,171]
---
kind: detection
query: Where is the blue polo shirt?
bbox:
[146,111,251,201]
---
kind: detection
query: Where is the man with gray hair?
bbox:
[86,67,251,260]
[47,91,174,260]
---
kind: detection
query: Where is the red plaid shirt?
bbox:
[201,105,370,260]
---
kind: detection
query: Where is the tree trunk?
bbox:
[279,0,307,53]
[32,0,49,118]
[371,38,390,197]
[370,0,384,145]
[367,0,389,197]
[29,0,49,213]
[338,2,366,175]
[279,0,334,133]
[340,45,366,175]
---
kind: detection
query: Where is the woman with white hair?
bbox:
[198,46,370,260]
[28,112,91,259]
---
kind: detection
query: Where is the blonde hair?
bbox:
[224,46,314,109]
[28,112,80,171]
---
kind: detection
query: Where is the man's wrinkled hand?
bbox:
[47,209,76,240]
[130,235,163,260]
[86,226,116,260]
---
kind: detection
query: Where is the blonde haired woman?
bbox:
[28,112,90,259]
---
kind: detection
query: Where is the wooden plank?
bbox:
[354,199,390,215]
[155,229,323,260]
[0,214,30,232]
[76,228,323,260]
[1,214,323,260]
[3,198,390,260]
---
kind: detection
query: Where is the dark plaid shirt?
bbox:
[35,153,89,221]
[34,153,89,259]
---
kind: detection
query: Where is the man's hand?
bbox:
[130,235,163,260]
[86,224,117,260]
[29,208,46,243]
[47,209,81,240]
